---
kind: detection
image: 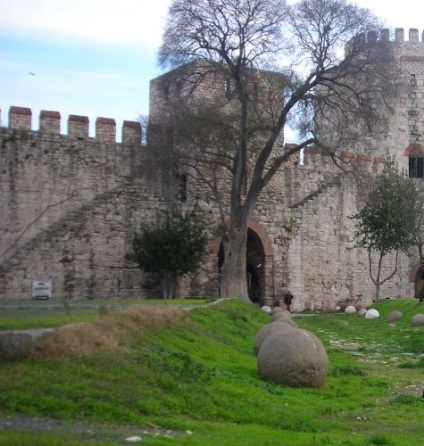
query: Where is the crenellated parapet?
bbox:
[349,28,424,45]
[380,28,424,43]
[3,106,142,146]
[392,28,424,43]
[346,28,424,67]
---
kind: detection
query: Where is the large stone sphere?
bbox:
[271,311,292,322]
[345,305,356,314]
[411,314,424,327]
[253,321,296,356]
[257,328,328,388]
[280,309,292,319]
[387,310,403,323]
[274,318,298,328]
[365,309,380,320]
[271,307,283,315]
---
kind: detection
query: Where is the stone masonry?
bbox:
[1,28,424,310]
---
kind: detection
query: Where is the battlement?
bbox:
[393,28,424,43]
[2,106,142,146]
[378,28,424,43]
[350,28,424,44]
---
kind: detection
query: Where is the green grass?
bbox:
[0,297,215,330]
[0,432,99,446]
[0,298,424,444]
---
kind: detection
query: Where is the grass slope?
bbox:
[0,298,214,331]
[0,298,424,445]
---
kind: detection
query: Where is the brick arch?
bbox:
[208,218,273,256]
[409,259,422,283]
[404,144,424,156]
[247,219,273,256]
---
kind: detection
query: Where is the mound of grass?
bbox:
[0,298,215,331]
[0,299,424,445]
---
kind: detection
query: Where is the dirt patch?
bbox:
[0,414,187,442]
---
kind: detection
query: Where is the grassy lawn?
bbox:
[0,297,215,331]
[0,298,423,445]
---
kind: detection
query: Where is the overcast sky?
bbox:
[1,0,423,141]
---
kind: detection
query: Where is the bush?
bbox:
[127,210,209,299]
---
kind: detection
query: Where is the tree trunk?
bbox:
[220,226,250,302]
[369,250,398,303]
[160,272,177,299]
[375,283,380,303]
[374,253,382,303]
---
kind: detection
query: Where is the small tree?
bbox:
[407,159,424,263]
[351,158,417,302]
[127,210,209,299]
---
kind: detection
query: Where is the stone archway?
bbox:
[246,228,265,303]
[404,145,424,178]
[214,222,271,304]
[410,259,424,301]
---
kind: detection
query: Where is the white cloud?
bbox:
[353,0,424,31]
[0,0,172,49]
[3,1,423,50]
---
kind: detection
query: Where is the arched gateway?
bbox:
[409,259,424,301]
[212,220,274,305]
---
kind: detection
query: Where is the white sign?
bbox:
[31,280,52,299]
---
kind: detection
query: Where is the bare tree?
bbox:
[154,0,399,301]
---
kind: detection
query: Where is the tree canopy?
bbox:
[127,211,209,299]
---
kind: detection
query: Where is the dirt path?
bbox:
[0,414,185,442]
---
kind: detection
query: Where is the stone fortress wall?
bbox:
[0,107,176,300]
[1,28,423,309]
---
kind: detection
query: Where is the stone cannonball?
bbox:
[271,317,298,328]
[345,305,356,314]
[257,328,329,389]
[271,311,292,322]
[270,307,283,315]
[411,314,424,327]
[280,309,293,319]
[253,321,297,356]
[365,309,380,320]
[260,305,272,314]
[387,310,403,323]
